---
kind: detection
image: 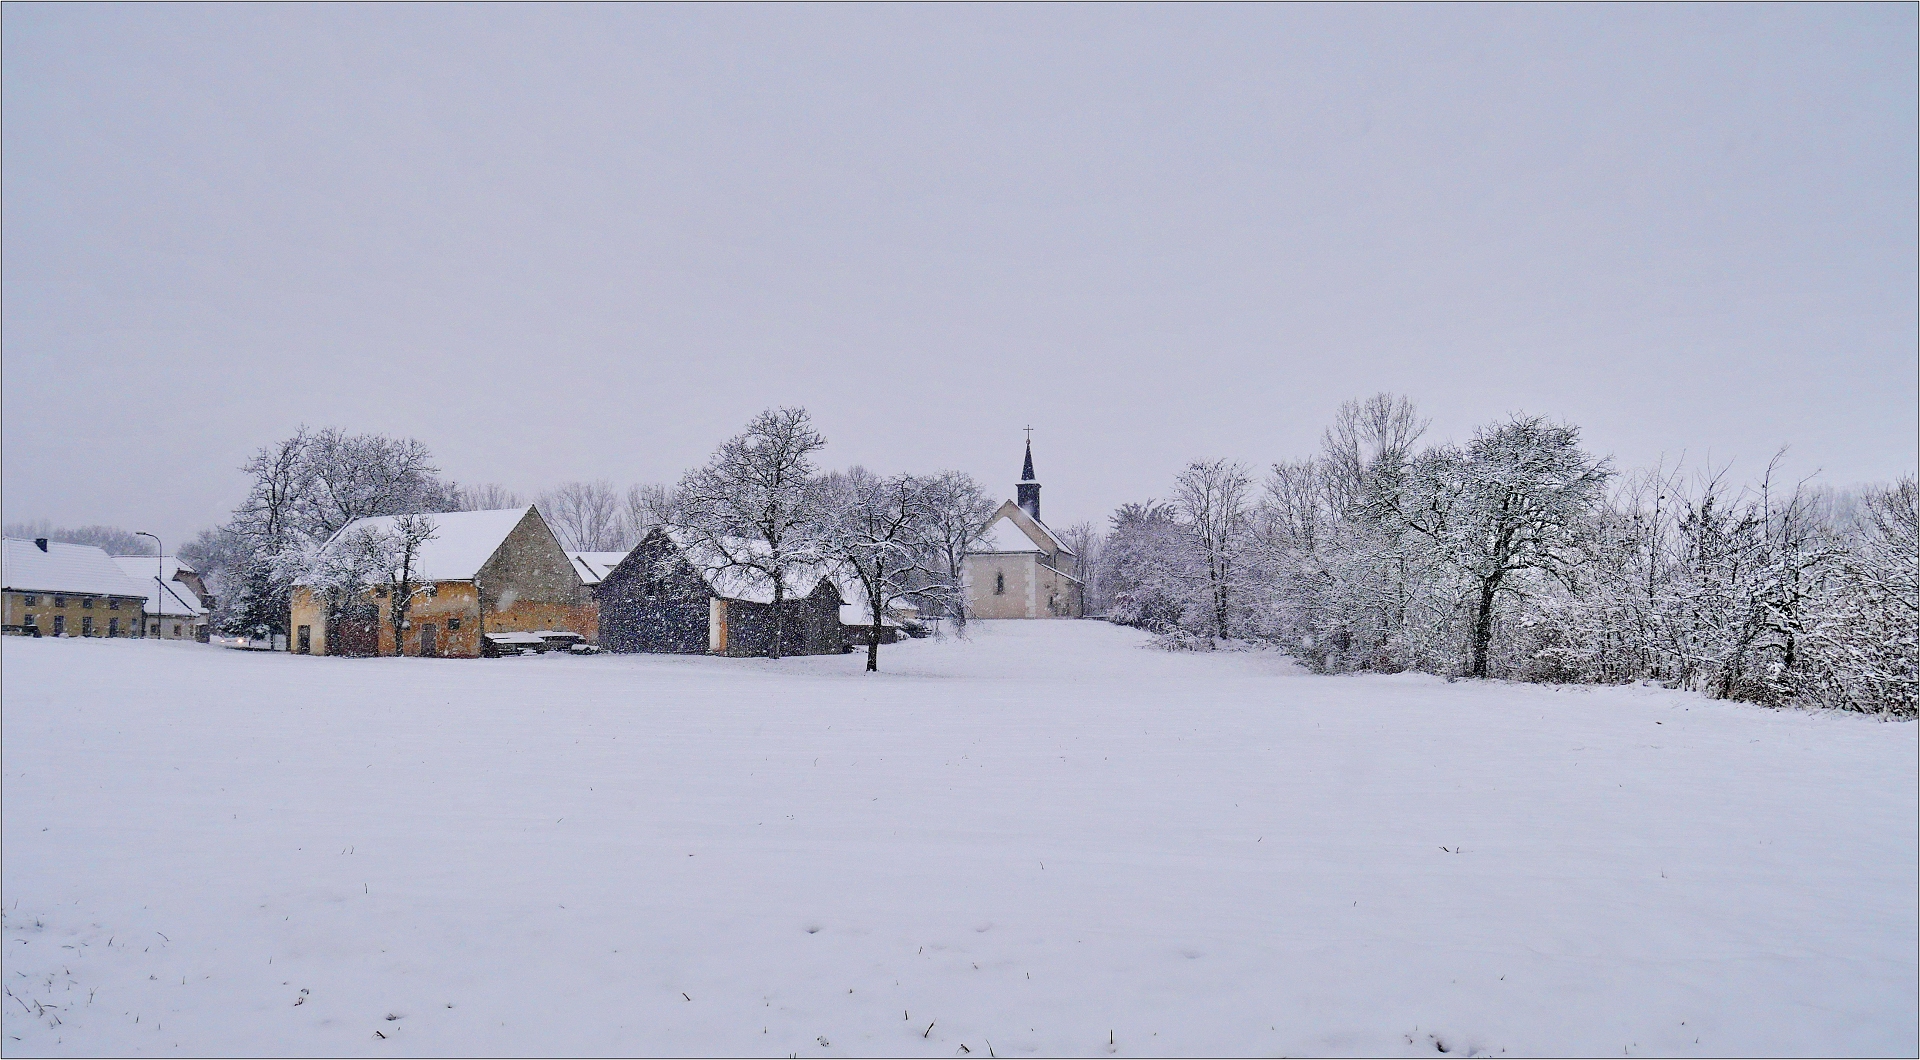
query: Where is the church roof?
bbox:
[973,500,1073,557]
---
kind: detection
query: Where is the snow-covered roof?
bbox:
[657,527,843,605]
[2,538,150,598]
[329,508,533,582]
[568,551,631,586]
[971,502,1073,557]
[111,556,208,617]
[981,518,1042,553]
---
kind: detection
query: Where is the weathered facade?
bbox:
[964,440,1085,620]
[290,506,597,658]
[2,538,149,637]
[597,527,847,657]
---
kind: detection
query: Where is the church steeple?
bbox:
[1017,433,1041,522]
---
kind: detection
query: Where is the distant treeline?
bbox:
[1082,394,1917,717]
[2,521,157,557]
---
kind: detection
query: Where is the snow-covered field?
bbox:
[2,622,1913,1058]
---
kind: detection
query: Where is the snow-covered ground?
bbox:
[3,623,1913,1057]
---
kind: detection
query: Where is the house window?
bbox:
[23,614,36,628]
[109,599,120,610]
[173,624,182,637]
[81,616,94,636]
[994,571,1005,595]
[53,597,65,608]
[53,615,64,636]
[23,595,36,605]
[82,598,94,609]
[109,618,119,635]
[447,617,461,630]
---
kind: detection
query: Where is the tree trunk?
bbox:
[1470,579,1498,678]
[769,576,784,659]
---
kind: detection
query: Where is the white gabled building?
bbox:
[964,439,1085,620]
[112,556,210,641]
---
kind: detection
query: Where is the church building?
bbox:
[965,438,1085,620]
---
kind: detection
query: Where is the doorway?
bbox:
[419,623,438,657]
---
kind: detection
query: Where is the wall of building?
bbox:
[965,553,1038,619]
[963,554,1083,620]
[596,537,710,654]
[4,590,146,636]
[292,583,490,658]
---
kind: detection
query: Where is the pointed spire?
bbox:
[1017,432,1041,522]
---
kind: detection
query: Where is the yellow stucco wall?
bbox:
[4,590,146,636]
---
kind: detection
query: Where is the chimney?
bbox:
[34,538,48,552]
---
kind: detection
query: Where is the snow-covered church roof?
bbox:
[328,508,535,582]
[2,538,150,598]
[972,501,1073,557]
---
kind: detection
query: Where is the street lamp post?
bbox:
[135,532,161,638]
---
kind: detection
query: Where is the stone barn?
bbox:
[289,506,597,658]
[596,527,847,657]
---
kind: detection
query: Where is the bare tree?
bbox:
[1173,459,1253,641]
[453,483,523,511]
[1321,393,1428,519]
[624,483,671,546]
[539,480,625,551]
[672,407,829,658]
[916,470,996,628]
[1057,522,1103,605]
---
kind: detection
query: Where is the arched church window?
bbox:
[994,571,1005,595]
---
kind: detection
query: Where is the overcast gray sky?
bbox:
[4,4,1914,544]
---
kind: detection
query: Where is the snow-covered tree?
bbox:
[671,407,829,659]
[219,427,453,637]
[1097,501,1192,634]
[1172,459,1253,641]
[821,468,941,672]
[381,514,440,656]
[1401,416,1612,678]
[294,428,450,540]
